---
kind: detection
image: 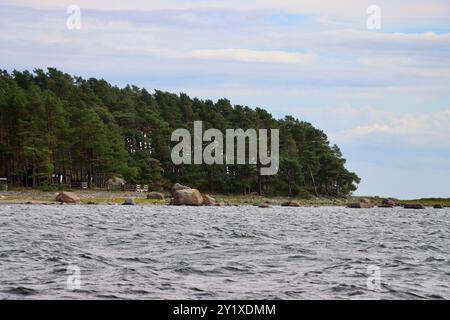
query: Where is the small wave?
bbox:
[231,231,257,238]
[220,265,251,273]
[95,294,122,299]
[173,266,207,275]
[424,256,446,262]
[288,254,316,260]
[3,286,38,296]
[118,257,158,264]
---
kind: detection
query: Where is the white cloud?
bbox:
[189,49,317,64]
[6,0,450,21]
[333,107,450,147]
[274,30,450,57]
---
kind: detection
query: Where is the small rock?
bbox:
[347,202,374,208]
[147,192,165,200]
[281,200,301,207]
[122,198,135,205]
[403,203,425,209]
[382,199,395,206]
[215,202,226,206]
[203,194,216,206]
[258,203,271,208]
[433,204,443,209]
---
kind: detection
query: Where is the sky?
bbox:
[1,0,449,199]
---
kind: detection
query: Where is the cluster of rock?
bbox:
[281,200,301,207]
[347,198,375,208]
[346,198,432,210]
[53,190,444,209]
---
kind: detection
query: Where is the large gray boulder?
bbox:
[55,192,80,203]
[172,189,204,206]
[171,183,191,195]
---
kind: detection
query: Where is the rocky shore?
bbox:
[1,187,449,208]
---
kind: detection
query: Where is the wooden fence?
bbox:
[122,184,149,192]
[70,181,88,189]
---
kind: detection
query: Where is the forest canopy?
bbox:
[0,68,360,196]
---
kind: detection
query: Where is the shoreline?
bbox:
[1,190,449,207]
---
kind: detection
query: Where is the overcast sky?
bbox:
[1,0,449,199]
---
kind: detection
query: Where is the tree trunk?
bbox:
[32,162,37,188]
[308,166,319,197]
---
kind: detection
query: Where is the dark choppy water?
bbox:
[0,205,449,299]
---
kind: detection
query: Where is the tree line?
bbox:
[0,68,360,196]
